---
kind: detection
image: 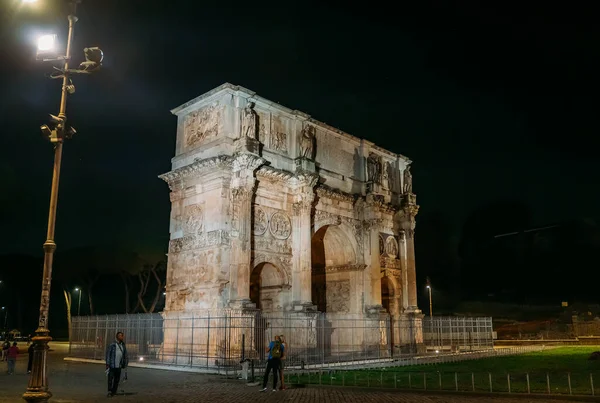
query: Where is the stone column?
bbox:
[399,193,419,310]
[290,173,318,310]
[397,192,424,353]
[229,153,264,308]
[363,195,385,313]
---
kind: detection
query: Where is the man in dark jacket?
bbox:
[105,331,128,397]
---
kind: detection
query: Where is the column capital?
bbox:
[292,198,313,216]
[231,185,254,201]
[231,152,265,173]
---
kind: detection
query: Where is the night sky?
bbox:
[1,1,599,303]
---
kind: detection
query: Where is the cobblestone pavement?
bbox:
[0,344,594,403]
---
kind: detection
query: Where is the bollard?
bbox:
[568,372,572,395]
[250,359,255,383]
[489,373,492,393]
[455,372,458,391]
[380,371,383,387]
[438,371,442,390]
[507,373,511,393]
[526,373,530,394]
[394,373,397,389]
[591,373,595,396]
[409,373,412,389]
[343,371,345,386]
[471,373,475,392]
[424,372,427,390]
[546,373,550,394]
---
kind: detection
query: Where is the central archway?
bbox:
[311,224,357,312]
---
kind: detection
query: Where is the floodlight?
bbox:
[37,34,56,52]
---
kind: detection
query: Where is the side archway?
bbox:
[250,262,289,312]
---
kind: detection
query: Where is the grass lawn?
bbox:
[290,347,600,396]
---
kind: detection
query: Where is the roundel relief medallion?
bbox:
[269,212,292,239]
[253,207,268,235]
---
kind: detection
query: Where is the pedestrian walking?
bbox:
[279,335,287,390]
[27,343,34,374]
[6,342,18,374]
[105,331,129,397]
[260,335,284,392]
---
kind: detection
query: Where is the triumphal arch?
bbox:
[159,83,423,357]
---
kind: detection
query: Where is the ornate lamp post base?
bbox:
[22,332,52,403]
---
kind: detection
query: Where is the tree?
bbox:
[63,288,72,342]
[132,261,166,313]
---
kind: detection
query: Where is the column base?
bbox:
[291,301,317,312]
[365,304,388,316]
[228,299,257,310]
[398,310,425,353]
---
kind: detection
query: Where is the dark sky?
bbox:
[1,0,598,260]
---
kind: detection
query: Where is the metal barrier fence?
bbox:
[70,311,493,370]
[422,317,493,352]
[283,347,600,398]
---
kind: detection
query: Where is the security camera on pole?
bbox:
[21,1,103,402]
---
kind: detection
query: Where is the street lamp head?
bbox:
[37,34,56,52]
[75,288,79,291]
[426,285,430,289]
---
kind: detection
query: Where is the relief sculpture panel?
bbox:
[253,206,268,235]
[182,203,204,234]
[326,280,351,313]
[184,104,222,148]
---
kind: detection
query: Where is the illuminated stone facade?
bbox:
[159,83,423,352]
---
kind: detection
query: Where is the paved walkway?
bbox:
[0,343,595,402]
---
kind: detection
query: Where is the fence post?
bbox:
[455,372,458,391]
[546,373,550,394]
[489,373,492,393]
[568,372,572,395]
[190,315,195,367]
[471,373,475,392]
[507,373,511,393]
[394,373,397,389]
[591,373,595,396]
[206,313,210,368]
[526,373,530,394]
[438,371,442,390]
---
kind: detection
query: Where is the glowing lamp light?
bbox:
[22,0,39,3]
[75,288,79,291]
[37,34,56,52]
[139,357,144,361]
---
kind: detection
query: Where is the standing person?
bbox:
[105,332,128,397]
[2,339,9,361]
[279,335,287,390]
[6,342,18,374]
[260,335,284,392]
[27,343,34,374]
